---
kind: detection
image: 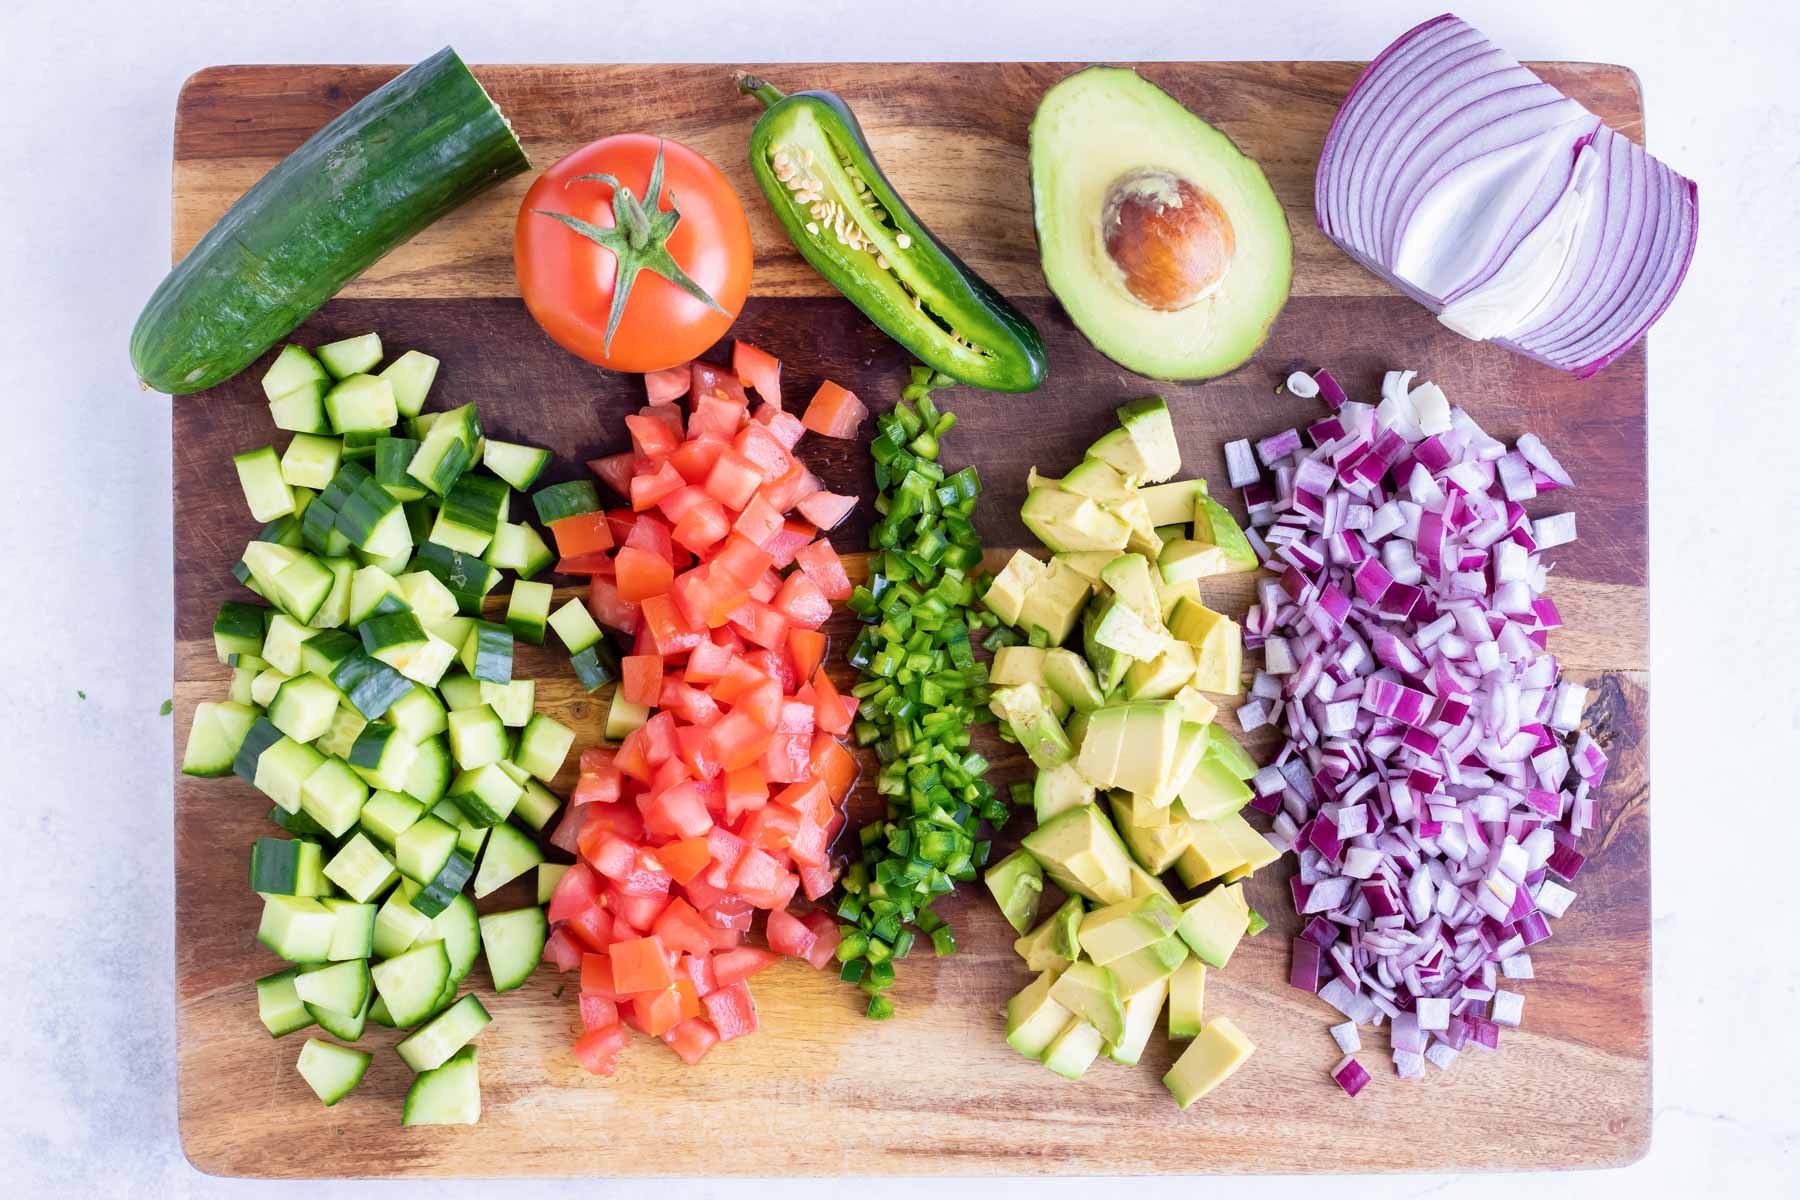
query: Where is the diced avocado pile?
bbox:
[184,333,575,1124]
[978,396,1268,1108]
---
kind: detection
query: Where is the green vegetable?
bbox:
[160,699,174,716]
[833,383,1007,1013]
[737,74,1047,393]
[131,48,529,394]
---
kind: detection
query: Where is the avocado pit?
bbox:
[1101,171,1235,312]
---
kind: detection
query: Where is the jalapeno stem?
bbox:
[734,71,786,109]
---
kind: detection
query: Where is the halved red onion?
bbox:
[1238,367,1606,1093]
[1316,15,1697,379]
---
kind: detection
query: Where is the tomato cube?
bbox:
[672,497,732,555]
[646,363,691,404]
[810,733,860,803]
[551,511,615,559]
[571,764,624,806]
[615,546,674,602]
[675,951,716,996]
[572,1023,630,1075]
[641,593,705,656]
[763,733,814,784]
[799,861,838,904]
[773,571,832,630]
[643,781,715,841]
[710,534,775,590]
[800,909,843,969]
[796,490,857,531]
[653,835,713,886]
[662,1017,720,1065]
[732,423,792,481]
[610,888,672,932]
[547,862,603,924]
[543,927,585,973]
[701,981,759,1042]
[587,577,641,636]
[802,380,867,439]
[733,340,782,408]
[739,805,799,855]
[708,710,773,772]
[703,448,763,511]
[763,519,817,569]
[651,897,718,957]
[669,435,728,484]
[754,402,807,450]
[590,452,638,499]
[765,907,818,960]
[579,992,620,1032]
[711,947,779,987]
[580,952,619,998]
[625,411,681,457]
[630,460,687,511]
[609,936,674,994]
[794,539,853,600]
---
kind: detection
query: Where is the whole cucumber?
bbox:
[132,47,528,395]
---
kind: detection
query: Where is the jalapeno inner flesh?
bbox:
[763,119,997,366]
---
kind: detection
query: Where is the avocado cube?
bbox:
[1115,396,1181,483]
[1109,702,1183,799]
[983,550,1047,626]
[1085,426,1151,484]
[1110,792,1193,874]
[1106,976,1170,1066]
[1078,892,1184,964]
[1174,816,1251,888]
[1193,493,1258,572]
[1124,642,1198,701]
[1177,882,1249,968]
[1108,932,1189,997]
[1092,598,1172,662]
[989,645,1048,686]
[1052,551,1116,584]
[1049,961,1125,1045]
[1213,811,1282,879]
[1111,494,1164,559]
[1159,538,1230,584]
[1014,558,1093,645]
[1139,479,1207,528]
[1014,894,1085,973]
[1042,648,1104,713]
[1098,553,1161,618]
[1042,1018,1107,1081]
[1168,597,1242,695]
[1173,686,1219,726]
[983,849,1045,934]
[1167,956,1207,1040]
[1033,761,1096,824]
[1005,970,1074,1059]
[1081,596,1133,696]
[1163,1016,1255,1108]
[1021,488,1131,554]
[1180,755,1253,820]
[1021,803,1137,905]
[1128,862,1176,903]
[1059,457,1134,501]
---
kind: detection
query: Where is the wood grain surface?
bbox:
[170,62,1651,1178]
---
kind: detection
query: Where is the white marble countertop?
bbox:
[3,0,1796,1194]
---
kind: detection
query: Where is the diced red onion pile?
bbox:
[1315,14,1697,379]
[1226,366,1604,1092]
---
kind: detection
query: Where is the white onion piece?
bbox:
[1316,14,1697,378]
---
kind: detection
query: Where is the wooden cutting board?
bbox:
[169,61,1651,1177]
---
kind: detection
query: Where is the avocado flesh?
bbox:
[1030,66,1292,381]
[1014,558,1093,644]
[1033,761,1096,823]
[1021,803,1137,905]
[1015,894,1085,972]
[1177,882,1248,968]
[1043,1017,1106,1080]
[1021,488,1130,554]
[985,848,1046,934]
[1049,960,1126,1044]
[1078,892,1183,963]
[1167,956,1207,1039]
[1006,970,1074,1058]
[1042,648,1104,713]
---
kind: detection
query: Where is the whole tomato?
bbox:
[516,134,752,373]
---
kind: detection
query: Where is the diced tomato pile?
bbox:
[544,342,870,1075]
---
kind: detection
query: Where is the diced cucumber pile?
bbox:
[185,334,575,1126]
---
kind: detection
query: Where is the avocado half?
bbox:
[1029,67,1292,381]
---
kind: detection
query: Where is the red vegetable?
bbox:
[544,344,864,1074]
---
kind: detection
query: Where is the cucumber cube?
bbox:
[448,763,523,828]
[317,332,383,379]
[269,381,330,434]
[257,895,337,963]
[512,778,562,832]
[505,581,554,645]
[447,705,507,770]
[323,832,400,903]
[281,434,344,491]
[268,674,342,744]
[180,700,260,778]
[324,374,399,433]
[515,713,574,782]
[263,344,329,401]
[323,898,378,961]
[254,737,327,813]
[234,445,296,522]
[296,1037,371,1107]
[299,757,369,838]
[255,967,314,1037]
[547,599,602,654]
[380,349,439,418]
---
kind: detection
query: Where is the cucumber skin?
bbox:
[132,47,528,395]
